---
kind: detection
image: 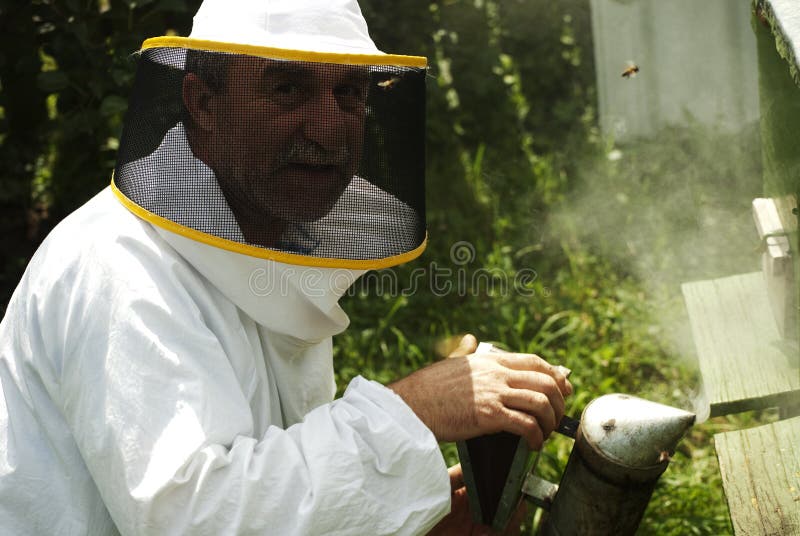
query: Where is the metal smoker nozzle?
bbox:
[580,393,696,468]
[538,394,696,536]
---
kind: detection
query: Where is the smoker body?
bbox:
[539,394,696,535]
[458,393,695,534]
[541,458,658,535]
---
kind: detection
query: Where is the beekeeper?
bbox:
[0,0,572,534]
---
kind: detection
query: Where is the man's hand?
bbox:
[390,334,572,449]
[427,464,527,536]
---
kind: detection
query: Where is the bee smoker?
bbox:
[535,394,696,535]
[458,393,696,535]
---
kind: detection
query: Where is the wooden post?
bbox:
[755,0,800,359]
[755,0,800,192]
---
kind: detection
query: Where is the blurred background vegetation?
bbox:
[2,0,776,534]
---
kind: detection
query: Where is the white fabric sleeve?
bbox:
[38,244,450,535]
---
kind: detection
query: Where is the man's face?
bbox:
[206,56,369,223]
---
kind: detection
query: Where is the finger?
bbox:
[426,488,475,535]
[498,408,545,450]
[500,387,558,438]
[452,488,480,533]
[448,464,464,491]
[506,371,566,425]
[554,365,574,396]
[448,334,479,358]
[496,353,572,396]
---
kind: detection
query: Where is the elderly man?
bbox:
[181,51,371,246]
[0,0,571,534]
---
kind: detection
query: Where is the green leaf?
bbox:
[99,95,128,117]
[36,70,69,92]
[152,0,190,12]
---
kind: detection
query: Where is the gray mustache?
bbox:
[277,141,350,168]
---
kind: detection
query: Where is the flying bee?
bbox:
[621,63,640,79]
[377,76,401,90]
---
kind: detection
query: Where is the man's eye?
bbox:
[266,82,306,108]
[274,83,299,95]
[334,83,367,111]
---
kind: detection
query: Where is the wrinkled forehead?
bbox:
[227,55,371,85]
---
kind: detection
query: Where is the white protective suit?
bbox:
[0,187,450,535]
[0,0,451,534]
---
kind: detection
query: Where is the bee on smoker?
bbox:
[621,63,640,79]
[377,76,401,90]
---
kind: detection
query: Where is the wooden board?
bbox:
[682,272,800,417]
[715,416,800,535]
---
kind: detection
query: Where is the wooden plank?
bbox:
[715,416,800,535]
[682,272,800,417]
[755,0,800,344]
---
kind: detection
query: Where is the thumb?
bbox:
[447,464,464,491]
[448,334,479,358]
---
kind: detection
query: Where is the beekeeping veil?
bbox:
[112,0,427,270]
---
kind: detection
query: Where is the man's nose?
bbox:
[300,90,349,149]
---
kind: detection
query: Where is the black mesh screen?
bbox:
[114,47,426,264]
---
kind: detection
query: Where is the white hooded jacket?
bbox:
[0,187,450,535]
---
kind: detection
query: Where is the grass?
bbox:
[331,121,777,534]
[334,245,741,535]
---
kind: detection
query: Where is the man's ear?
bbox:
[183,73,216,131]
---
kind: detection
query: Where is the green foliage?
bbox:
[337,232,736,534]
[342,3,753,534]
[0,0,201,312]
